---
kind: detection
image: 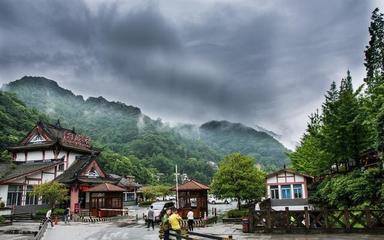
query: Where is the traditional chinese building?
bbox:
[0,120,139,216]
[265,168,313,211]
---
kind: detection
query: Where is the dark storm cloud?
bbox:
[0,0,379,147]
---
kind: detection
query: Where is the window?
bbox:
[25,186,38,205]
[124,192,135,202]
[270,185,279,199]
[293,184,303,199]
[58,164,65,172]
[190,198,197,208]
[7,185,23,206]
[281,185,291,199]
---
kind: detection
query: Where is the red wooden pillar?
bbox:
[70,185,79,213]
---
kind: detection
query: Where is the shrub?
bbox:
[0,216,4,224]
[227,209,249,218]
[35,208,65,216]
[35,208,49,216]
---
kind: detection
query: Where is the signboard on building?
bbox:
[62,132,90,149]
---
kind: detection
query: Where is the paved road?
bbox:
[44,221,158,240]
[43,221,384,240]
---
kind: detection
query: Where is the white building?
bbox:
[0,120,95,213]
[266,168,313,211]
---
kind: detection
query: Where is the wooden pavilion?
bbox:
[172,179,209,219]
[85,182,125,217]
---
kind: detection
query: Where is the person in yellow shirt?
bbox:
[168,208,182,239]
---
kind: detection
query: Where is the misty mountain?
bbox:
[175,121,290,170]
[2,76,219,183]
[3,76,289,177]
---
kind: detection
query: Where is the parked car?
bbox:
[144,201,174,222]
[208,196,231,204]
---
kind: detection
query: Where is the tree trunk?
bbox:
[237,198,241,210]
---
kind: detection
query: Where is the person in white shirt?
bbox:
[187,209,194,231]
[45,208,54,227]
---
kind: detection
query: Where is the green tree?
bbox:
[153,185,172,200]
[334,72,369,167]
[291,72,369,175]
[141,185,171,201]
[365,8,384,82]
[211,153,266,210]
[289,134,331,176]
[32,181,68,208]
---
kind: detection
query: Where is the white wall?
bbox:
[27,180,40,185]
[295,175,304,182]
[58,150,67,161]
[42,173,55,183]
[0,185,8,205]
[44,150,54,160]
[28,172,42,179]
[15,152,25,162]
[27,151,43,161]
[68,153,82,167]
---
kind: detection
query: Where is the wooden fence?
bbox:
[34,219,48,240]
[251,207,384,233]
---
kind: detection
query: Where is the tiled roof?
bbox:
[0,160,62,183]
[77,177,117,184]
[8,121,96,154]
[85,183,125,192]
[172,179,209,191]
[54,156,92,183]
[55,156,116,185]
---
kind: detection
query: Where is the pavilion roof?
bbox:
[172,179,209,191]
[85,183,126,192]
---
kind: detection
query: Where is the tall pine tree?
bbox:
[365,8,384,84]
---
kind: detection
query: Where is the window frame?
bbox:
[270,185,279,199]
[281,185,292,199]
[293,184,303,199]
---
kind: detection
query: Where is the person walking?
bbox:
[168,208,182,240]
[63,207,70,224]
[46,208,54,227]
[187,209,194,231]
[162,208,172,240]
[147,205,155,230]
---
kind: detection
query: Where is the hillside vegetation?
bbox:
[2,76,289,183]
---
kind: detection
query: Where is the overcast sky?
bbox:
[0,0,383,148]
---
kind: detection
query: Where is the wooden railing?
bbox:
[169,229,233,240]
[34,219,48,240]
[251,207,384,233]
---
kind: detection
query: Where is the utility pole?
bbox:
[175,164,179,209]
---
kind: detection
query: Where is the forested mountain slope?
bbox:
[3,76,289,183]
